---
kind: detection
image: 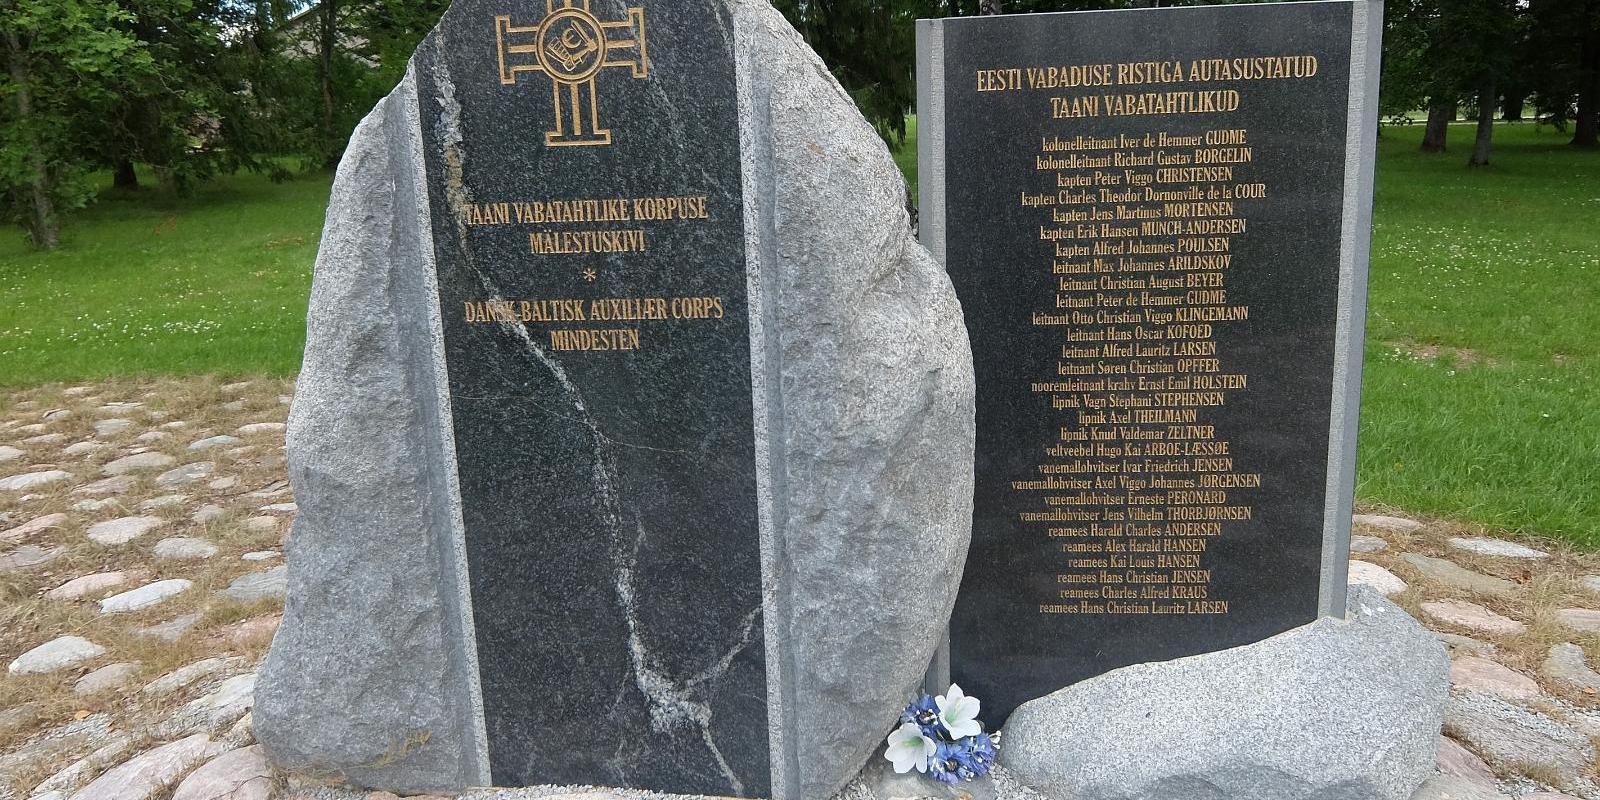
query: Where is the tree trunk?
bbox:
[1574,28,1599,148]
[2,28,59,249]
[1421,100,1454,152]
[318,0,339,167]
[1468,81,1496,166]
[113,159,139,190]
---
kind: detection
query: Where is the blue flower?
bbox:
[952,732,998,779]
[927,741,962,785]
[899,694,942,739]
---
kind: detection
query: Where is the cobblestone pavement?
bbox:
[1,379,1597,800]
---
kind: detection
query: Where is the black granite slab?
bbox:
[926,2,1368,724]
[413,0,768,793]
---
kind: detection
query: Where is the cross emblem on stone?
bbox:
[495,0,649,147]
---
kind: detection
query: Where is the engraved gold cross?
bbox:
[495,0,649,147]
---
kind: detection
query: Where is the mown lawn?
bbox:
[0,167,329,385]
[1,123,1596,545]
[1357,123,1600,543]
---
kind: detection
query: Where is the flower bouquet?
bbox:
[883,684,999,785]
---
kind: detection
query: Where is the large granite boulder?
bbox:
[253,0,973,797]
[1000,587,1449,800]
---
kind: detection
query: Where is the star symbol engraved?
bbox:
[582,267,598,282]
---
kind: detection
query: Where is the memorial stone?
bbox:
[255,0,975,797]
[917,0,1381,723]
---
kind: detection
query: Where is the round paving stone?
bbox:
[1352,513,1422,532]
[2,512,67,543]
[62,441,109,456]
[142,657,236,697]
[155,462,215,488]
[1447,536,1549,560]
[188,436,242,452]
[1556,608,1600,634]
[1350,535,1388,553]
[1436,736,1496,785]
[100,579,193,613]
[1348,560,1407,596]
[170,745,272,800]
[1401,554,1517,596]
[192,505,226,524]
[1541,642,1600,694]
[102,452,176,475]
[74,662,140,695]
[87,516,167,546]
[135,611,203,642]
[0,544,66,571]
[8,635,106,674]
[154,537,219,561]
[242,516,278,533]
[236,423,285,436]
[93,419,135,437]
[63,733,222,800]
[1420,600,1527,636]
[1445,691,1595,781]
[1408,776,1506,800]
[0,469,72,492]
[138,494,189,511]
[222,566,286,603]
[1449,657,1541,701]
[0,445,23,462]
[48,571,129,600]
[74,476,136,496]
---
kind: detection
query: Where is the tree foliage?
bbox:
[3,0,1598,248]
[1,0,151,246]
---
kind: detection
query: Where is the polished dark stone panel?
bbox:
[413,0,768,793]
[938,3,1357,723]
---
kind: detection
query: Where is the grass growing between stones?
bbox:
[0,167,329,387]
[0,378,291,773]
[894,121,1600,547]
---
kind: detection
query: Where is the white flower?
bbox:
[936,683,982,739]
[884,722,936,774]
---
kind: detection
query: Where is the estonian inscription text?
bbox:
[976,53,1321,618]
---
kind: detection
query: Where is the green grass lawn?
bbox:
[0,167,328,385]
[1358,123,1600,543]
[2,123,1597,544]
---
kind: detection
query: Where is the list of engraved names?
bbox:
[981,56,1322,619]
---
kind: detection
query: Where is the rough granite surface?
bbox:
[252,0,974,797]
[997,587,1450,800]
[253,68,481,793]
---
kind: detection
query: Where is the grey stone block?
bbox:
[999,588,1448,800]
